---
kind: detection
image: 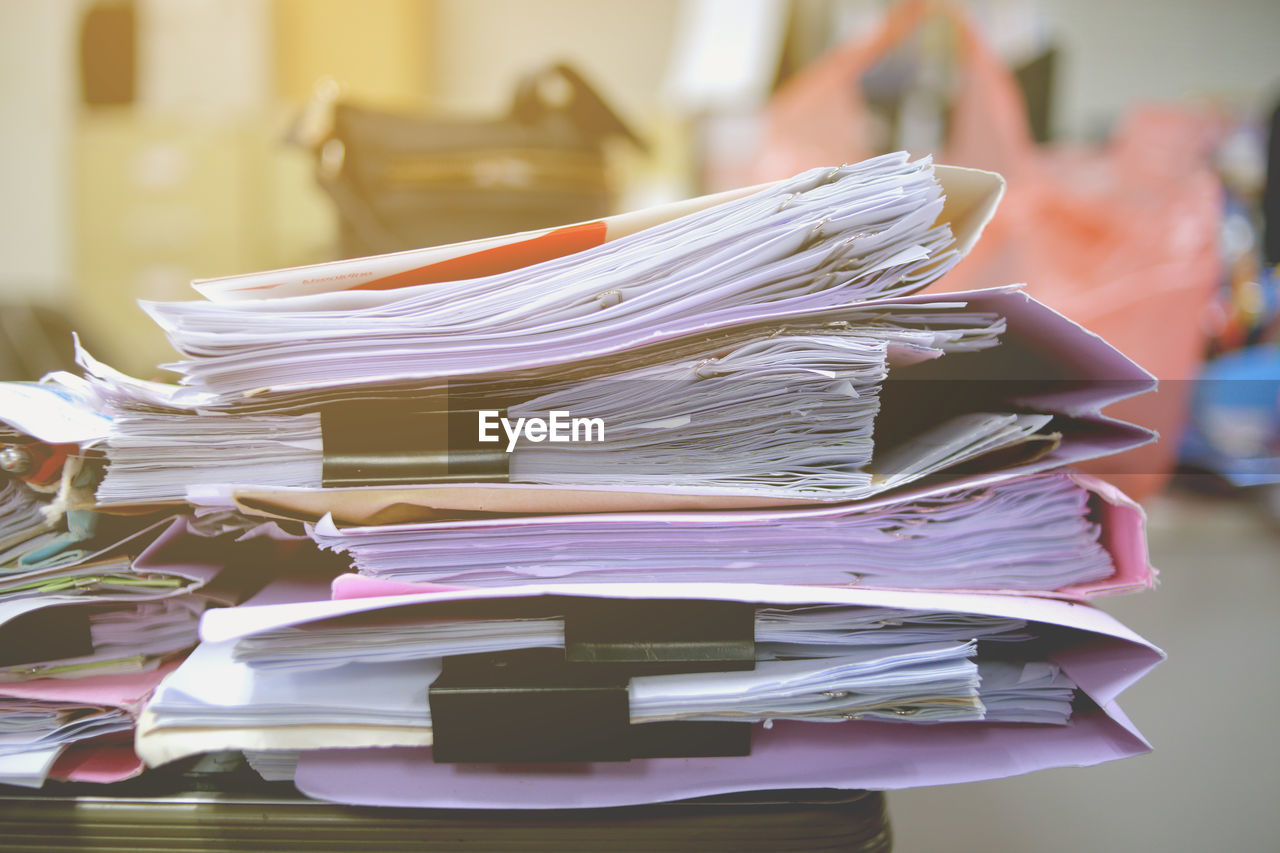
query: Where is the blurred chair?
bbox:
[295,64,645,258]
[0,303,83,381]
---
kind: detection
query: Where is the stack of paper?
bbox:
[0,153,1165,805]
[0,664,177,788]
[92,308,1013,504]
[0,394,334,786]
[0,479,57,562]
[309,471,1147,595]
[133,582,1161,807]
[226,603,1029,672]
[136,593,1080,764]
[0,698,133,787]
[111,278,1156,524]
[127,157,1156,804]
[144,155,965,401]
[81,156,1050,509]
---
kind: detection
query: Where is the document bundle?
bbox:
[0,446,329,786]
[312,471,1149,597]
[0,152,1164,806]
[136,583,1160,808]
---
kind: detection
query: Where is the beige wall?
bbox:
[0,1,79,305]
[274,0,432,106]
[1043,0,1280,139]
[427,0,680,124]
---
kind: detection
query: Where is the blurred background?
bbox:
[1,1,1278,850]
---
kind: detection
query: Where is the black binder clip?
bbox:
[429,598,756,764]
[320,395,510,486]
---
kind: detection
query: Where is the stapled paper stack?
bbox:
[0,397,336,787]
[0,153,1163,806]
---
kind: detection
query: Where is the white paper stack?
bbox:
[0,479,56,563]
[0,149,1165,803]
[93,308,1011,504]
[145,155,962,401]
[138,601,1077,767]
[308,471,1116,591]
[0,698,132,787]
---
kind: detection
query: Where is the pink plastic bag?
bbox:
[751,0,1222,501]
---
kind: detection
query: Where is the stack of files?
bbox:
[0,479,58,565]
[0,395,341,787]
[141,155,983,402]
[0,151,1165,803]
[75,156,995,508]
[0,508,326,788]
[90,305,1015,504]
[134,583,1162,808]
[0,661,178,788]
[76,160,1153,518]
[0,509,264,684]
[170,276,1155,525]
[311,470,1152,598]
[0,505,212,789]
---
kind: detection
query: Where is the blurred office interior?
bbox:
[0,2,1278,850]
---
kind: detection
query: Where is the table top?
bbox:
[0,755,892,852]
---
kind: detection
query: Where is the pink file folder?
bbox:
[196,581,1163,809]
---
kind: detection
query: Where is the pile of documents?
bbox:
[0,399,333,787]
[0,152,1164,806]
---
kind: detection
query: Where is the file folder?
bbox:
[0,661,178,787]
[181,286,1155,522]
[315,470,1152,598]
[0,150,1169,810]
[186,158,1001,305]
[0,508,336,787]
[134,581,1163,805]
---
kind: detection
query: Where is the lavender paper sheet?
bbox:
[203,286,1157,522]
[151,158,997,402]
[320,469,1153,599]
[199,581,1162,808]
[292,704,1148,809]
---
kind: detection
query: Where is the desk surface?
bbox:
[0,760,891,852]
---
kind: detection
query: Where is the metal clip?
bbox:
[0,446,32,475]
[805,217,831,245]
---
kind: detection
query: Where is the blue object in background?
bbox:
[1180,344,1280,486]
